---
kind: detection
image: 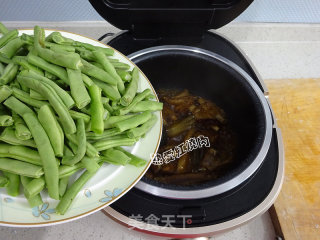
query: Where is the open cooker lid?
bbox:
[89,0,253,40]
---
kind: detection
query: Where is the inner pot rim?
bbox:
[130,45,273,199]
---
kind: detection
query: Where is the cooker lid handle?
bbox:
[89,0,253,40]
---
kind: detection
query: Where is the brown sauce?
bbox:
[145,89,237,186]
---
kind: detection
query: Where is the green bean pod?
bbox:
[120,67,139,106]
[0,37,25,59]
[92,50,125,94]
[22,112,59,199]
[56,164,101,215]
[0,114,13,126]
[27,54,69,84]
[80,59,117,86]
[114,111,152,132]
[12,112,32,140]
[24,176,45,198]
[91,78,121,101]
[23,70,75,109]
[62,119,86,165]
[0,29,18,48]
[59,176,69,198]
[114,147,147,167]
[0,85,12,103]
[3,172,20,196]
[93,137,137,151]
[0,175,9,188]
[130,101,163,113]
[0,158,44,178]
[100,148,131,165]
[12,87,47,108]
[117,89,152,115]
[88,84,104,134]
[21,176,43,207]
[0,63,19,85]
[38,105,64,157]
[67,68,90,109]
[0,127,36,148]
[0,143,42,165]
[17,76,76,134]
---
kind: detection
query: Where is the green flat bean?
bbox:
[72,41,114,56]
[0,63,19,85]
[93,50,125,94]
[0,37,25,59]
[93,137,137,151]
[69,110,90,123]
[80,59,117,86]
[27,54,69,84]
[59,176,69,198]
[49,44,75,53]
[23,112,59,199]
[67,68,90,109]
[38,105,64,157]
[117,89,152,115]
[100,148,131,165]
[81,156,100,173]
[0,158,44,178]
[0,29,18,48]
[44,70,58,80]
[0,62,4,75]
[0,114,13,126]
[30,89,46,100]
[112,61,130,70]
[86,128,122,140]
[130,101,163,113]
[0,127,36,148]
[89,84,104,134]
[62,119,86,165]
[56,164,101,215]
[117,70,131,82]
[12,87,47,108]
[0,143,42,165]
[12,56,44,75]
[103,115,135,129]
[114,147,147,167]
[3,172,20,196]
[127,114,157,138]
[24,176,45,198]
[4,96,59,198]
[17,76,76,134]
[0,55,12,64]
[34,27,81,70]
[21,176,43,207]
[66,133,99,157]
[120,67,138,106]
[13,112,32,140]
[23,71,75,109]
[114,111,152,132]
[91,78,121,101]
[46,32,74,44]
[0,175,9,188]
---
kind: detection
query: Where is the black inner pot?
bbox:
[132,49,266,191]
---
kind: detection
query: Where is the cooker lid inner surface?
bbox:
[130,46,272,199]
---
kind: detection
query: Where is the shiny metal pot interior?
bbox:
[129,46,272,199]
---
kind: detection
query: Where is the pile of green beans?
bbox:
[0,23,162,215]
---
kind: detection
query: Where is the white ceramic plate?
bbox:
[0,29,162,227]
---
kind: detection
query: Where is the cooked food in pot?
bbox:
[145,89,236,186]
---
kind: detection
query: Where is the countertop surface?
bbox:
[0,21,319,240]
